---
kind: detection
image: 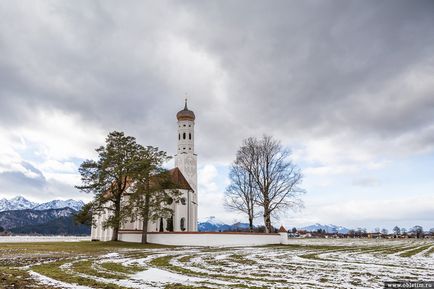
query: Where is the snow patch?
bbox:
[28,270,92,289]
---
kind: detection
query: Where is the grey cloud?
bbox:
[0,162,46,194]
[0,0,434,165]
[0,161,82,201]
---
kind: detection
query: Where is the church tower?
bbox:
[175,99,198,231]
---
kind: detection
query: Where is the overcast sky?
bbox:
[1,1,433,231]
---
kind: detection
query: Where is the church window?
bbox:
[166,215,173,232]
[189,133,191,140]
[159,218,164,232]
[183,132,186,139]
[183,124,186,127]
[178,134,180,140]
[180,218,186,231]
[180,198,186,205]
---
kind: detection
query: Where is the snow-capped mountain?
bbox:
[200,216,226,226]
[300,223,350,234]
[0,196,85,212]
[0,196,38,212]
[198,216,229,231]
[33,199,85,211]
[198,216,251,232]
[0,207,78,230]
[0,207,90,235]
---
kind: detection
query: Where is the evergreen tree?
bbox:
[74,202,93,226]
[76,131,141,241]
[125,146,182,244]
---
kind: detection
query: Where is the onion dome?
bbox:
[176,99,195,121]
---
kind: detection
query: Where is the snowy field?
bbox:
[0,235,90,243]
[1,238,433,288]
[0,239,434,289]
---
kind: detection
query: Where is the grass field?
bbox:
[0,238,433,289]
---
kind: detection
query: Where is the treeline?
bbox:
[346,225,430,238]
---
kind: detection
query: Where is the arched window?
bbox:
[166,215,173,232]
[178,134,180,140]
[183,132,186,139]
[180,198,186,205]
[159,218,164,232]
[189,133,191,140]
[180,218,186,231]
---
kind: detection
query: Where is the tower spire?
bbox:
[184,97,188,109]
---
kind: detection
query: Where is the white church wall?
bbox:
[92,207,114,241]
[118,232,281,246]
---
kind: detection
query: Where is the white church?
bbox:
[91,100,285,246]
[91,100,198,241]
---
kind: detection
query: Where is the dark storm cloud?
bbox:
[0,0,434,163]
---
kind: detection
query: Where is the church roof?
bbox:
[107,167,193,198]
[278,225,287,233]
[176,99,195,121]
[168,167,193,191]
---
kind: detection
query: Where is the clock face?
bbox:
[185,156,195,177]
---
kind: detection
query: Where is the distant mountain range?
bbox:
[299,223,350,234]
[0,196,89,235]
[198,216,250,232]
[0,197,351,236]
[198,217,350,234]
[0,196,84,212]
[0,207,82,228]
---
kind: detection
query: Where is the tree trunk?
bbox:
[141,181,151,244]
[264,213,272,233]
[262,197,272,233]
[112,226,119,241]
[111,200,121,241]
[141,218,148,244]
[248,217,253,232]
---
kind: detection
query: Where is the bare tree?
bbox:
[393,226,401,236]
[235,136,305,233]
[412,225,423,238]
[224,163,259,231]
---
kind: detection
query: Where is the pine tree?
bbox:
[124,146,182,244]
[76,131,141,241]
[74,202,93,226]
